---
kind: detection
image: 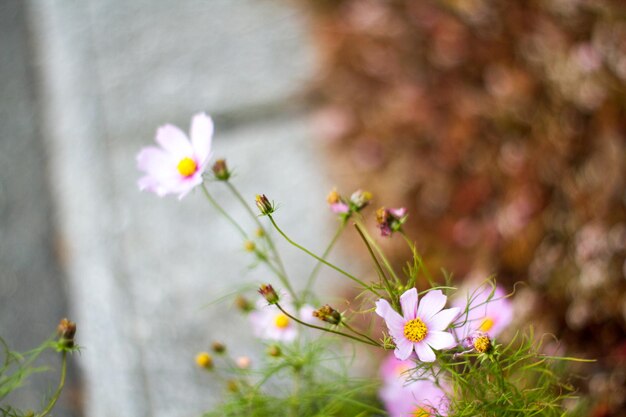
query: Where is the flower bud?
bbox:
[211,159,231,181]
[235,295,253,312]
[255,228,265,237]
[57,318,77,348]
[243,240,256,252]
[236,356,251,369]
[258,284,279,304]
[255,194,275,216]
[350,189,373,211]
[473,334,492,353]
[195,352,214,369]
[267,345,282,357]
[376,207,408,237]
[326,188,341,205]
[211,341,226,354]
[312,304,342,325]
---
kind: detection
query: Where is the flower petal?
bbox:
[394,337,414,361]
[376,299,406,336]
[137,147,176,176]
[417,290,447,321]
[156,124,193,158]
[190,113,213,165]
[427,307,461,332]
[425,331,456,350]
[400,288,418,320]
[414,342,436,362]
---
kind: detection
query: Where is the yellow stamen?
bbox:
[479,317,495,332]
[404,318,428,342]
[473,335,492,353]
[177,157,197,177]
[274,313,290,329]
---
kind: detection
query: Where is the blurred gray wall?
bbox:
[1,1,348,416]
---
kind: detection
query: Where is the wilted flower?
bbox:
[312,304,342,325]
[195,352,213,369]
[137,113,213,199]
[376,207,408,237]
[376,288,459,362]
[453,285,513,339]
[379,354,449,417]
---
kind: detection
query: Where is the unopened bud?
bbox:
[235,295,253,312]
[267,345,282,357]
[326,189,341,205]
[376,207,408,237]
[350,190,373,210]
[258,284,279,304]
[312,304,342,325]
[255,228,265,237]
[243,240,256,252]
[211,159,231,181]
[255,194,275,216]
[57,318,76,348]
[211,341,226,354]
[227,379,239,393]
[195,352,214,369]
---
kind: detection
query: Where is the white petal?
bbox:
[415,342,436,362]
[426,331,457,350]
[400,288,418,320]
[417,290,447,321]
[427,307,461,331]
[376,299,405,336]
[190,113,213,165]
[156,124,193,158]
[394,337,414,361]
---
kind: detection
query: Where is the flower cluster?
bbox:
[326,188,372,219]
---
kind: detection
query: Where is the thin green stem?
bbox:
[224,182,290,282]
[303,220,347,299]
[202,184,297,301]
[38,351,66,417]
[275,304,381,347]
[342,322,381,347]
[354,217,401,284]
[268,215,380,296]
[201,184,247,239]
[354,223,395,299]
[400,230,433,282]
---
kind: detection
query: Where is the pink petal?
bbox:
[389,207,407,217]
[415,342,436,362]
[427,307,461,332]
[425,331,456,350]
[190,113,213,166]
[156,124,193,158]
[330,202,349,213]
[400,288,418,320]
[394,337,414,361]
[417,290,447,321]
[376,299,405,336]
[137,147,175,176]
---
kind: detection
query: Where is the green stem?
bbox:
[400,230,433,282]
[342,322,381,347]
[38,351,66,417]
[354,223,395,299]
[202,184,297,301]
[275,304,381,347]
[224,182,290,281]
[201,184,247,239]
[268,215,380,295]
[354,217,401,284]
[302,220,347,299]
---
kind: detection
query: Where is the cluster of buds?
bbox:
[326,188,373,218]
[258,284,280,304]
[211,159,231,181]
[376,207,408,237]
[255,194,276,216]
[57,318,77,349]
[312,304,342,325]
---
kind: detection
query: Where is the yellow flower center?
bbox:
[404,318,428,342]
[479,317,494,332]
[274,313,290,329]
[412,407,431,417]
[177,157,197,177]
[195,352,213,369]
[473,335,491,353]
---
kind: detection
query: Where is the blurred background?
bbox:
[1,0,625,416]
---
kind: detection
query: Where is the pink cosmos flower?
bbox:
[376,288,460,362]
[248,296,314,342]
[137,113,213,199]
[452,285,513,340]
[379,354,449,417]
